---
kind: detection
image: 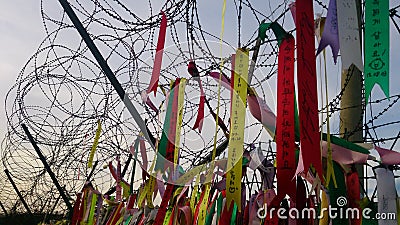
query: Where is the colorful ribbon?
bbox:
[147,11,167,95]
[88,119,101,168]
[276,35,296,201]
[364,0,390,103]
[316,0,340,63]
[226,48,249,211]
[295,0,322,180]
[337,0,363,71]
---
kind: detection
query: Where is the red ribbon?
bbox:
[77,189,87,224]
[192,80,205,132]
[139,137,148,181]
[178,205,192,225]
[346,170,361,225]
[276,35,296,201]
[188,61,205,132]
[194,188,206,225]
[153,183,175,225]
[296,177,307,225]
[295,0,322,179]
[126,193,137,210]
[219,202,234,225]
[106,202,124,225]
[243,201,249,225]
[165,79,180,170]
[147,11,167,95]
[70,192,82,225]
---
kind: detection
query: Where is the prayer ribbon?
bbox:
[328,161,349,225]
[147,11,167,95]
[88,119,101,168]
[175,78,186,172]
[153,182,174,225]
[192,80,205,133]
[87,193,97,225]
[321,50,336,187]
[316,0,340,63]
[346,169,361,225]
[375,167,397,225]
[319,190,329,225]
[139,137,148,181]
[226,48,249,211]
[71,192,82,225]
[156,80,176,171]
[190,175,200,216]
[364,0,390,103]
[189,61,205,133]
[296,178,307,225]
[337,0,363,71]
[116,156,121,201]
[141,90,159,114]
[296,0,322,180]
[276,35,296,201]
[376,146,400,165]
[145,176,155,208]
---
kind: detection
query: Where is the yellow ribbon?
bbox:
[174,78,186,169]
[226,48,249,211]
[322,50,336,188]
[163,208,173,225]
[120,181,130,199]
[145,176,155,208]
[198,0,227,224]
[88,120,101,168]
[136,184,147,208]
[190,175,200,216]
[318,190,329,225]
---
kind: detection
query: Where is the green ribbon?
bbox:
[361,199,378,225]
[205,197,217,225]
[321,133,370,154]
[216,192,223,222]
[163,208,173,225]
[87,193,97,225]
[328,161,349,225]
[230,203,238,225]
[364,0,390,103]
[259,22,290,46]
[155,83,175,170]
[123,215,132,225]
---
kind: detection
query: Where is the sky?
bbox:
[0,1,45,141]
